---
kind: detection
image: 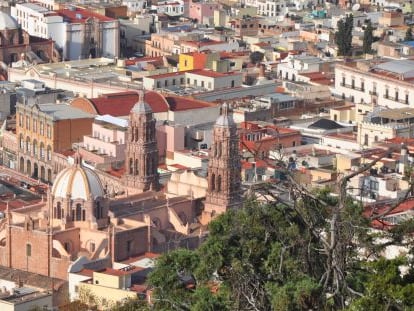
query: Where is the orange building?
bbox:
[16,102,94,182]
[178,51,220,71]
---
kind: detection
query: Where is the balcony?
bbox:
[340,83,364,92]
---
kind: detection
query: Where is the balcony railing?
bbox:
[340,83,364,92]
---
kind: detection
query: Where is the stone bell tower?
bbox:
[202,103,242,224]
[123,90,159,192]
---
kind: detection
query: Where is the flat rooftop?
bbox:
[375,107,414,120]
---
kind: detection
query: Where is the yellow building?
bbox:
[179,52,220,71]
[78,267,145,310]
[16,102,94,182]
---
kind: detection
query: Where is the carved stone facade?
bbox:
[123,91,160,192]
[203,104,242,223]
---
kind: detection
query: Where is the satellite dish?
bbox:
[352,3,360,11]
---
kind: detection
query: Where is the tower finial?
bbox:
[138,89,144,104]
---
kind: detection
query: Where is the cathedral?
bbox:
[0,11,58,79]
[0,91,242,281]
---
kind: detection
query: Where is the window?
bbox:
[395,91,399,101]
[33,119,37,132]
[385,89,389,99]
[26,244,31,257]
[90,242,95,252]
[361,81,365,91]
[46,124,51,138]
[369,180,379,191]
[351,79,355,89]
[342,77,345,86]
[127,240,132,253]
[406,94,409,104]
[156,81,161,88]
[40,122,44,135]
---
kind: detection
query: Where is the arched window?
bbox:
[217,175,222,192]
[210,173,216,191]
[76,203,82,221]
[40,142,45,159]
[33,140,37,156]
[135,159,139,175]
[19,134,24,150]
[56,202,61,219]
[26,137,31,153]
[129,158,133,174]
[47,145,52,161]
[82,209,86,221]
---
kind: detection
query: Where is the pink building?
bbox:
[80,115,188,169]
[81,115,127,170]
[189,0,220,25]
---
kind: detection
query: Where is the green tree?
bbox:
[249,51,264,64]
[336,14,354,56]
[405,26,414,41]
[347,257,414,310]
[363,20,374,54]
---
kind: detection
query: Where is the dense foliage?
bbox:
[362,21,374,54]
[144,191,414,310]
[335,14,354,56]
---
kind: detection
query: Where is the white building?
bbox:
[244,0,289,21]
[122,0,148,14]
[334,59,414,108]
[11,4,119,60]
[277,54,328,81]
[153,0,184,17]
[143,69,243,91]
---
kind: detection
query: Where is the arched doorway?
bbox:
[26,160,31,176]
[40,166,45,181]
[33,163,38,179]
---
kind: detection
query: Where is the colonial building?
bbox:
[0,11,56,70]
[202,104,242,224]
[334,59,414,109]
[12,4,120,60]
[16,102,94,182]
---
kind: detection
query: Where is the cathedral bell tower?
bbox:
[123,90,159,192]
[202,103,242,223]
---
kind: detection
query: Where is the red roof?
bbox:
[89,91,169,116]
[57,8,114,23]
[364,198,414,219]
[166,96,216,111]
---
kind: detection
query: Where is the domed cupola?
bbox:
[52,164,104,200]
[0,12,18,31]
[48,158,109,229]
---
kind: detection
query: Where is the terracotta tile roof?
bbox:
[165,95,217,111]
[78,269,94,277]
[57,8,114,23]
[89,91,169,116]
[364,198,414,219]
